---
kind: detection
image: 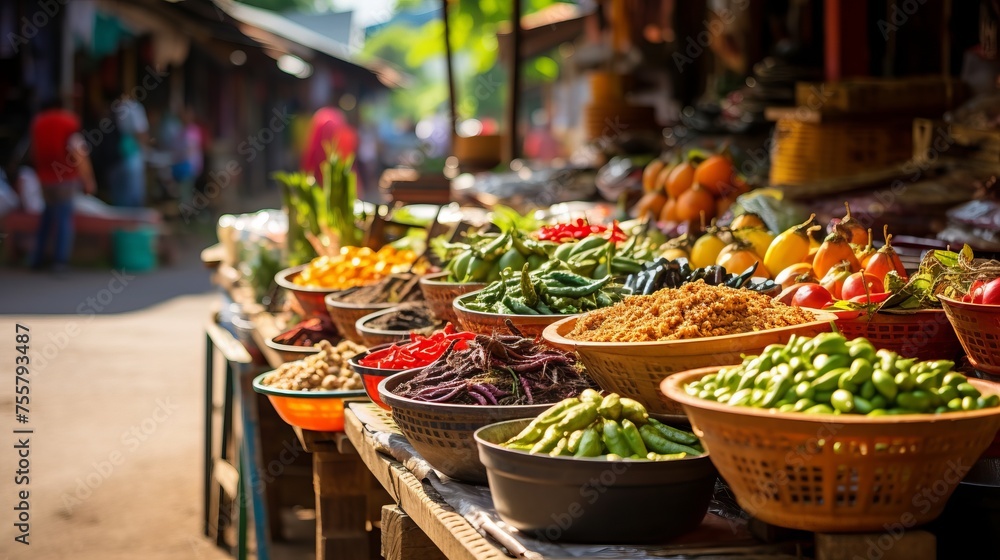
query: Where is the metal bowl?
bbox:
[264,336,322,363]
[475,418,717,543]
[378,369,553,483]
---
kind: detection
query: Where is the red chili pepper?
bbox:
[359,324,473,369]
[848,292,892,305]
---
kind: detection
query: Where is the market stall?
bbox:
[198,3,1000,559]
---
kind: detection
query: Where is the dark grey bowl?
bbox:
[474,419,717,543]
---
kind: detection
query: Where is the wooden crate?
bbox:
[796,76,965,116]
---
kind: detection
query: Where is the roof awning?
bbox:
[211,0,408,88]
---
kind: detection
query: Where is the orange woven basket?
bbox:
[834,309,963,361]
[541,310,837,415]
[662,367,1000,533]
[418,272,486,325]
[939,296,1000,375]
[324,291,395,344]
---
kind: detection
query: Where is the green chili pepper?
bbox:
[811,367,850,391]
[638,424,702,455]
[545,276,611,297]
[619,397,649,424]
[601,419,632,457]
[574,427,603,457]
[597,393,622,421]
[529,424,563,454]
[567,430,585,454]
[479,231,511,260]
[647,418,699,445]
[549,436,571,457]
[621,419,648,456]
[579,389,603,404]
[958,383,982,399]
[519,264,538,307]
[503,295,539,315]
[872,370,897,401]
[568,235,608,257]
[555,402,600,432]
[646,452,688,461]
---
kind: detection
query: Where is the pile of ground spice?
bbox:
[337,273,423,305]
[568,281,815,342]
[364,302,441,333]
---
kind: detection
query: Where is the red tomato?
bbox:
[982,278,1000,306]
[848,292,891,305]
[842,272,885,301]
[792,284,834,309]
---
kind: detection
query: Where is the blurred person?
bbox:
[29,98,96,272]
[170,106,203,205]
[301,105,358,184]
[109,94,149,207]
[523,109,562,161]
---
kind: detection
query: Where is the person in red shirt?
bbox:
[29,99,96,272]
[300,106,359,185]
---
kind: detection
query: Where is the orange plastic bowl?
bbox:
[252,372,367,432]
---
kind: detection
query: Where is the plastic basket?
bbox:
[939,296,1000,376]
[834,309,963,361]
[324,290,395,344]
[662,367,1000,532]
[113,227,157,272]
[418,272,486,325]
[454,291,570,339]
[378,369,551,483]
[252,372,366,432]
[541,310,837,415]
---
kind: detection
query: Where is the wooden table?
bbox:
[343,408,509,560]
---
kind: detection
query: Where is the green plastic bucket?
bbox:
[113,226,158,272]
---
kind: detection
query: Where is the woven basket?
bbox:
[454,291,570,339]
[542,310,837,415]
[418,272,486,325]
[835,309,963,361]
[324,290,396,344]
[378,369,551,483]
[939,296,1000,375]
[663,367,1000,532]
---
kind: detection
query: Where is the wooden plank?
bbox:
[815,531,935,560]
[344,410,508,560]
[205,321,253,365]
[314,450,371,560]
[381,506,447,560]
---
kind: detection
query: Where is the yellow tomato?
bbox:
[690,233,727,269]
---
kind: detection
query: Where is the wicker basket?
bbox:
[454,291,570,339]
[662,367,1000,532]
[542,310,837,415]
[939,296,1000,375]
[834,309,963,361]
[378,369,552,483]
[324,290,396,344]
[418,272,486,325]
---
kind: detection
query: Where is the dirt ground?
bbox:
[0,235,308,560]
